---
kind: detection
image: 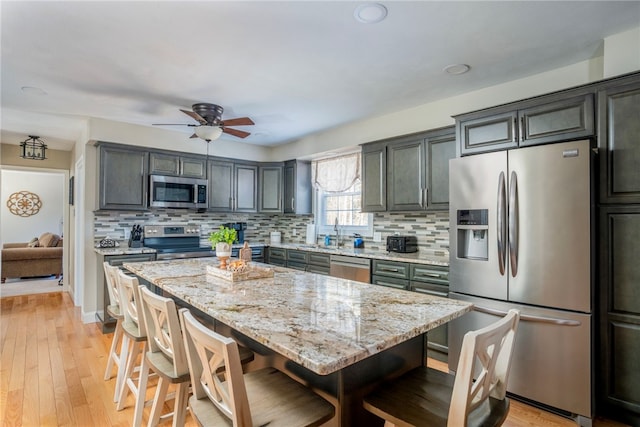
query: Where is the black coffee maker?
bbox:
[224,222,247,243]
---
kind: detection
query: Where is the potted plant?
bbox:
[208,226,237,267]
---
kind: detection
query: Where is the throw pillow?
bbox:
[27,237,39,247]
[38,232,61,248]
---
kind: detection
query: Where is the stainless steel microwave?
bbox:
[149,175,208,209]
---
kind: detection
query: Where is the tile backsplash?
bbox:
[94,209,449,255]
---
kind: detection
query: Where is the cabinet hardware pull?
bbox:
[380,267,399,272]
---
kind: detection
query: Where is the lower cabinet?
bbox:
[286,249,308,271]
[371,260,409,290]
[409,264,450,362]
[98,252,157,332]
[598,206,640,426]
[307,252,330,275]
[266,247,286,266]
[232,246,265,263]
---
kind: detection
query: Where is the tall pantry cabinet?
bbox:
[597,74,640,427]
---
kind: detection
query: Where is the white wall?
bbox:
[1,169,65,244]
[604,27,640,78]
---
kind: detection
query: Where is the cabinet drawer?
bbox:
[306,265,330,275]
[410,264,449,286]
[287,261,307,271]
[268,247,286,260]
[372,275,409,290]
[372,260,410,279]
[106,253,156,266]
[308,252,330,267]
[287,250,308,263]
[410,282,449,298]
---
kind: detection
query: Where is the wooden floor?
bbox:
[0,291,630,427]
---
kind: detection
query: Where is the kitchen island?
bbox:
[123,258,472,426]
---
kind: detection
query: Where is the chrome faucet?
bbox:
[334,218,340,247]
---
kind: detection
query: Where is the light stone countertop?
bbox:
[123,258,471,375]
[94,246,157,256]
[268,242,450,266]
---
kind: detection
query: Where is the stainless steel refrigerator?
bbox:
[448,139,593,425]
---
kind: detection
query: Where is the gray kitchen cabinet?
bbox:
[266,247,286,266]
[387,136,426,211]
[286,249,308,271]
[98,143,149,210]
[306,252,330,275]
[598,206,640,426]
[409,264,449,362]
[456,93,594,155]
[284,160,312,214]
[362,126,455,213]
[208,160,257,212]
[371,259,410,290]
[598,78,640,204]
[361,142,387,212]
[149,151,206,178]
[259,163,284,213]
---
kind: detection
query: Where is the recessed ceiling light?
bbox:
[354,3,388,24]
[443,64,471,75]
[21,86,47,96]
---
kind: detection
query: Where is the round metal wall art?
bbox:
[6,191,42,217]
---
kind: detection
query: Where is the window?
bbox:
[313,153,372,237]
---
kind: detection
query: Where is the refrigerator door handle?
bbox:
[508,171,519,277]
[497,171,507,275]
[473,305,581,326]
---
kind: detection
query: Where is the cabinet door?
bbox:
[599,80,640,204]
[180,156,206,178]
[361,144,387,212]
[235,164,258,212]
[284,160,312,214]
[208,160,234,211]
[259,164,283,213]
[426,130,455,210]
[99,145,149,210]
[387,139,425,211]
[149,152,179,175]
[519,94,594,147]
[598,206,640,425]
[458,110,518,156]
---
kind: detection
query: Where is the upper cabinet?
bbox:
[456,93,594,155]
[598,77,640,205]
[149,151,206,179]
[361,126,455,212]
[284,160,312,214]
[208,160,258,212]
[361,142,387,212]
[98,143,149,210]
[259,163,284,213]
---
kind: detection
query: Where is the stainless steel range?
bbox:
[143,224,214,260]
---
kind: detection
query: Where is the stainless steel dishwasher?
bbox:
[329,254,371,283]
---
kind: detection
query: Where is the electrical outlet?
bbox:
[373,232,382,242]
[292,228,297,236]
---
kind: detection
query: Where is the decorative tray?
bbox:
[206,262,274,282]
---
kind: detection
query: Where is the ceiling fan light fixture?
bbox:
[19,135,47,160]
[194,125,223,142]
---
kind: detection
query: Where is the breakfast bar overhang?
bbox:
[124,258,472,426]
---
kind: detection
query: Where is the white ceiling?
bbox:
[1,1,639,151]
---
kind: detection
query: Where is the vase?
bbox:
[215,242,232,269]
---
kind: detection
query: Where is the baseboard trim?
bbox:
[82,310,97,324]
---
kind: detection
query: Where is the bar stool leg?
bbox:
[113,334,130,402]
[116,340,144,411]
[132,354,151,427]
[172,382,190,427]
[104,320,124,380]
[148,378,170,427]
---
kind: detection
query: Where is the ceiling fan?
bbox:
[154,103,254,141]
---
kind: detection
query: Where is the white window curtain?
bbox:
[312,153,360,193]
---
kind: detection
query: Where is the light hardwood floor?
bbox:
[0,292,630,427]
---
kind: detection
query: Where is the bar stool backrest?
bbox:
[103,262,121,308]
[116,269,146,336]
[138,285,189,378]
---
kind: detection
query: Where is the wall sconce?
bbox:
[20,135,48,160]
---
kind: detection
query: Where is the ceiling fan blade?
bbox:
[221,117,255,127]
[222,127,251,139]
[189,133,199,139]
[152,123,197,126]
[180,109,207,125]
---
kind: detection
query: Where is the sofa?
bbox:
[1,232,63,283]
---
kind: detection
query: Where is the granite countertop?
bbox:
[268,243,449,266]
[94,246,157,256]
[123,258,471,375]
